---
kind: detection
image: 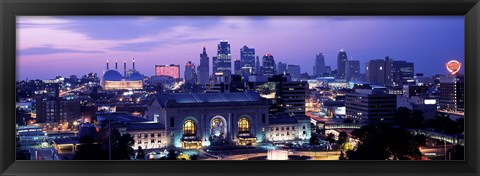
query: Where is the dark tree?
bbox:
[339,151,347,160]
[309,133,320,146]
[394,107,424,129]
[326,133,336,144]
[166,148,178,160]
[346,124,423,160]
[73,135,108,160]
[337,132,348,145]
[136,146,146,160]
[427,114,463,134]
[448,145,464,160]
[343,118,353,124]
[110,129,134,160]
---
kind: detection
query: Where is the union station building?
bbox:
[147,91,271,149]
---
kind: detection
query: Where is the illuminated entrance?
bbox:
[210,116,227,145]
[237,117,257,145]
[181,119,202,149]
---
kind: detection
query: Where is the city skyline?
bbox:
[17,16,464,80]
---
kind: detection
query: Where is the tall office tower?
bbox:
[234,59,242,75]
[197,47,210,85]
[337,49,348,79]
[314,53,326,77]
[439,75,464,112]
[277,62,287,75]
[184,61,197,84]
[255,56,261,75]
[365,57,394,86]
[287,65,301,81]
[213,40,232,75]
[261,54,276,75]
[345,60,361,81]
[392,61,414,87]
[240,45,256,75]
[155,64,180,79]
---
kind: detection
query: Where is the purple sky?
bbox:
[16,16,464,80]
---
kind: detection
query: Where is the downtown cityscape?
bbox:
[15,16,464,160]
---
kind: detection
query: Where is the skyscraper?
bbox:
[184,61,197,84]
[392,61,414,87]
[277,62,287,75]
[365,57,394,86]
[345,60,360,81]
[234,59,242,75]
[213,40,232,76]
[287,65,301,81]
[197,47,210,85]
[255,56,260,75]
[314,53,326,77]
[261,54,276,76]
[240,45,256,75]
[337,49,348,79]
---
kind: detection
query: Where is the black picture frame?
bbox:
[1,0,479,176]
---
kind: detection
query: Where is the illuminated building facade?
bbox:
[213,40,232,76]
[147,91,270,149]
[102,60,144,90]
[155,64,180,79]
[439,75,464,112]
[266,115,311,142]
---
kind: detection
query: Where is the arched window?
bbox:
[183,120,196,136]
[238,117,250,132]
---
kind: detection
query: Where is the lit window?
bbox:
[183,120,196,136]
[238,117,250,132]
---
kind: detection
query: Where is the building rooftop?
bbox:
[269,117,298,125]
[53,137,79,145]
[96,112,148,123]
[155,91,262,104]
[127,123,165,131]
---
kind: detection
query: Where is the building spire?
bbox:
[124,60,127,77]
[132,58,136,70]
[106,60,109,70]
[115,60,118,70]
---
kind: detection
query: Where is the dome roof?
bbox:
[128,72,143,81]
[103,70,123,81]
